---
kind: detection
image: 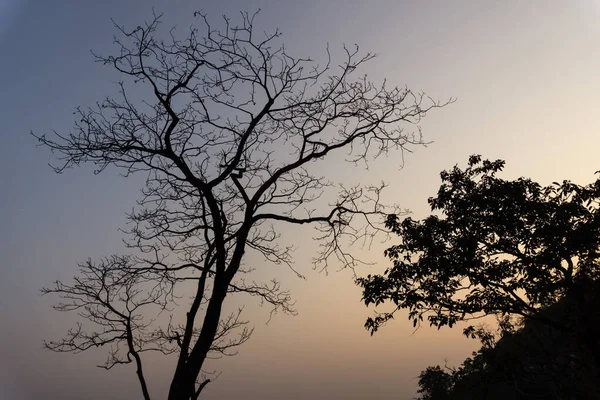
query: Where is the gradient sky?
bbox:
[2,1,600,399]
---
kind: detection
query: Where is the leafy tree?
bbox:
[416,365,453,400]
[35,10,446,400]
[416,291,600,399]
[357,156,600,360]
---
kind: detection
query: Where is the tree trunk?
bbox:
[167,283,228,400]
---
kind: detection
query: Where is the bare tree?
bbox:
[36,10,447,400]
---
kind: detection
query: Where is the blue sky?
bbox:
[2,1,600,399]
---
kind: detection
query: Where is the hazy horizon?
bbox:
[2,1,600,399]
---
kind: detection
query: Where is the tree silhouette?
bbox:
[358,156,600,361]
[416,294,600,399]
[35,10,446,400]
[416,365,454,400]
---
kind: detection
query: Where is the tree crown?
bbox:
[358,155,600,333]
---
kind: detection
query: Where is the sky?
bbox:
[1,0,600,399]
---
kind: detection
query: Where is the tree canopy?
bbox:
[416,288,600,399]
[358,156,600,356]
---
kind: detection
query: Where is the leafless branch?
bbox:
[37,10,448,400]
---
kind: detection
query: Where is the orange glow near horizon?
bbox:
[2,1,600,399]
